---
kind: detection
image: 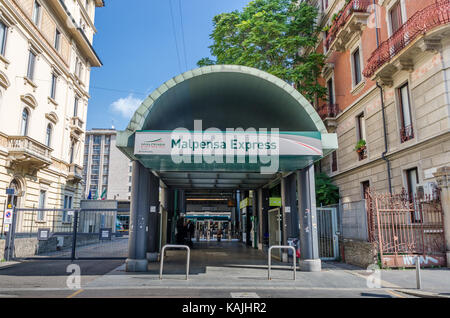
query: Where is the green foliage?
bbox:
[315,172,339,206]
[354,139,366,151]
[197,0,326,102]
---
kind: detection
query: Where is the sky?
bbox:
[87,0,250,130]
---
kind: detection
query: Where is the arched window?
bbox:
[21,108,29,136]
[45,124,52,147]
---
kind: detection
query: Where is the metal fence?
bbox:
[317,206,339,260]
[340,200,369,241]
[366,189,446,268]
[1,208,129,260]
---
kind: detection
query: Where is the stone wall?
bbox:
[341,238,377,269]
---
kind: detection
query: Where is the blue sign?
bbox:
[6,188,15,195]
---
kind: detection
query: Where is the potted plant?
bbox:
[354,139,366,153]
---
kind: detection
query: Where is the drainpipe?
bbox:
[374,0,393,193]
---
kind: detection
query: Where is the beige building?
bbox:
[0,0,104,218]
[312,0,450,202]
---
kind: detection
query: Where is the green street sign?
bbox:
[269,197,282,207]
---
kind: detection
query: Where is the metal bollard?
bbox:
[268,245,297,281]
[159,244,190,280]
[416,255,421,289]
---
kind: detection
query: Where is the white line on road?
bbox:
[231,292,260,298]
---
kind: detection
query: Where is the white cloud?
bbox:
[110,94,142,119]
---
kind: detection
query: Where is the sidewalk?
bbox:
[325,262,450,298]
[0,261,20,270]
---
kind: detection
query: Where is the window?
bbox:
[406,168,419,198]
[54,29,61,51]
[69,142,75,164]
[45,124,52,147]
[327,78,334,104]
[27,50,37,81]
[398,83,414,142]
[406,168,421,222]
[389,1,403,34]
[361,181,370,200]
[74,97,79,117]
[37,190,46,220]
[331,151,337,172]
[105,136,111,145]
[21,108,29,136]
[322,0,329,10]
[50,73,57,99]
[357,114,366,141]
[32,1,41,26]
[63,195,72,222]
[352,48,362,86]
[93,135,101,145]
[0,21,7,56]
[357,114,367,160]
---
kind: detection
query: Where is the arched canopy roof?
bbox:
[124,65,327,134]
[117,65,337,188]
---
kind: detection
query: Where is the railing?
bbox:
[363,0,450,78]
[159,245,190,280]
[325,0,372,50]
[318,103,340,120]
[68,164,83,180]
[268,245,296,281]
[365,189,446,268]
[400,124,414,143]
[71,117,84,129]
[7,136,52,160]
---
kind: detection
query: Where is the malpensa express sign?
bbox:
[134,131,322,157]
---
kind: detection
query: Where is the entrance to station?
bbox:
[115,65,338,272]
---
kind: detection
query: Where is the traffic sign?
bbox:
[4,208,13,225]
[6,188,15,196]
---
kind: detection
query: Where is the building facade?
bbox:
[83,129,132,203]
[310,0,450,202]
[0,0,104,215]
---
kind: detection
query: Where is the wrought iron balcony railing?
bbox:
[325,0,372,51]
[400,124,414,143]
[318,103,340,120]
[363,0,450,78]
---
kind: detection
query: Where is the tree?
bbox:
[198,0,326,102]
[315,172,340,206]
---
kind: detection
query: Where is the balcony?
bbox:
[68,164,83,183]
[363,0,450,84]
[70,117,84,140]
[318,103,340,130]
[7,136,53,172]
[325,0,372,52]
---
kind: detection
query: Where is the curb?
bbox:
[395,289,450,299]
[0,262,20,271]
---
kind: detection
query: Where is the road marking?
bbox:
[343,270,401,288]
[386,290,405,298]
[231,292,260,298]
[67,289,84,298]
